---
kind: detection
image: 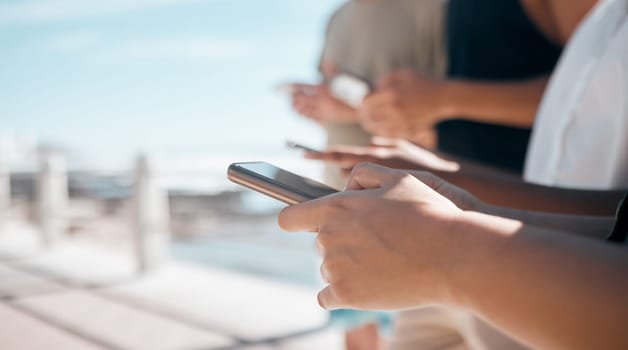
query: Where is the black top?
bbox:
[609,194,628,243]
[438,0,563,173]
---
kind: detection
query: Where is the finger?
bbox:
[318,285,341,310]
[340,167,353,178]
[278,198,328,233]
[377,72,402,90]
[376,69,414,90]
[344,163,399,190]
[361,90,395,110]
[369,136,401,148]
[304,151,367,169]
[290,83,319,95]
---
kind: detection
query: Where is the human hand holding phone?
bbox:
[280,81,360,124]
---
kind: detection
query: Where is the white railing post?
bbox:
[37,152,68,247]
[0,151,9,215]
[132,154,171,273]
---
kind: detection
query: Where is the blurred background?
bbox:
[0,1,353,349]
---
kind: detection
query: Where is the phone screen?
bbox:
[234,162,338,200]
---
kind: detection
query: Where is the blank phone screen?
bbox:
[237,162,338,200]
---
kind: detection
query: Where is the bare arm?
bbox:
[304,142,625,216]
[441,77,549,128]
[359,73,548,141]
[406,169,617,238]
[434,160,625,216]
[480,204,615,239]
[451,212,628,350]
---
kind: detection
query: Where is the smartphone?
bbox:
[227,162,338,205]
[329,74,371,108]
[286,140,322,154]
[274,83,316,96]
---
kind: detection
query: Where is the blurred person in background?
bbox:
[289,0,448,190]
[349,0,567,175]
[304,0,627,216]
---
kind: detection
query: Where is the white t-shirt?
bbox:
[524,0,628,190]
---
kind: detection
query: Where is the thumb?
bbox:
[369,136,402,148]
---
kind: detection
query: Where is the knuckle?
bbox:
[316,232,333,250]
[331,282,354,306]
[325,196,348,212]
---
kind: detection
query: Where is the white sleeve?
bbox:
[524,10,628,190]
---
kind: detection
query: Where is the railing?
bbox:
[0,151,171,274]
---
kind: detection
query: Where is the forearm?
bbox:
[441,77,548,128]
[447,212,628,349]
[432,164,624,216]
[480,204,615,239]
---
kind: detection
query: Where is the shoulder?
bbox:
[327,2,352,29]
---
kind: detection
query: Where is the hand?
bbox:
[278,163,466,311]
[291,83,358,124]
[358,70,451,141]
[304,137,460,177]
[408,170,484,212]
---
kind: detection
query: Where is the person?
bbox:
[278,163,628,350]
[355,0,570,173]
[289,0,448,189]
[367,0,600,170]
[288,1,448,348]
[292,4,621,348]
[304,0,628,217]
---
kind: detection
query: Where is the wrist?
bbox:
[439,211,522,308]
[438,80,465,119]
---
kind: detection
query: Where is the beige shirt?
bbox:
[321,0,448,187]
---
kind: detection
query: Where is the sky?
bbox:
[0,0,343,169]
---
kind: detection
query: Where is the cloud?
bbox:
[0,0,207,24]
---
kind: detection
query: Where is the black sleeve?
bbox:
[608,194,628,243]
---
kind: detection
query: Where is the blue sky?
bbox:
[0,0,343,168]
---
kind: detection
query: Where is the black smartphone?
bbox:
[227,162,338,205]
[285,140,322,154]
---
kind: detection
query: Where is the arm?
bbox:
[304,140,625,216]
[442,77,549,128]
[278,163,628,350]
[405,169,617,239]
[435,162,625,216]
[449,211,628,350]
[359,72,548,141]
